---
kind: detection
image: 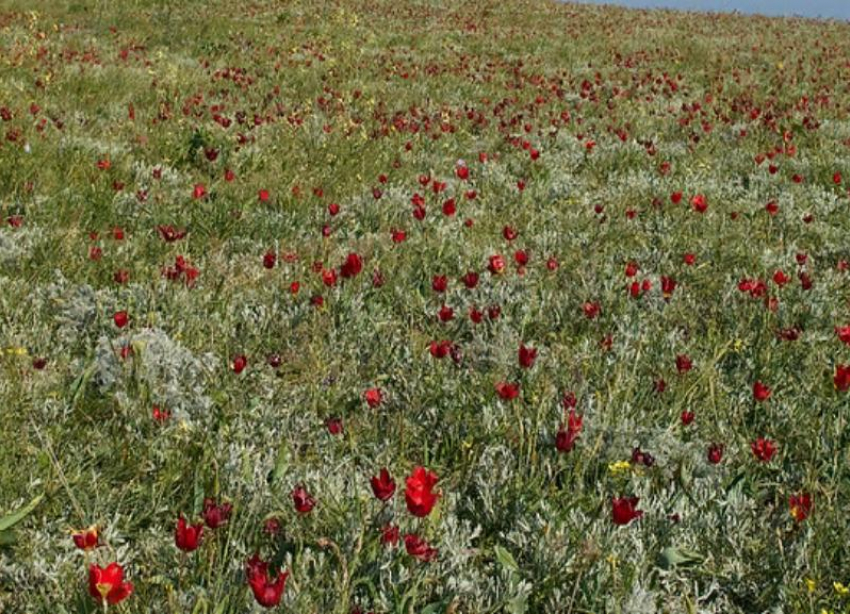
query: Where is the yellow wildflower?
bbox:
[608,461,631,476]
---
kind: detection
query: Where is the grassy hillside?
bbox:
[1,1,850,612]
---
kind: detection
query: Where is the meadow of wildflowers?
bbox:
[1,1,849,612]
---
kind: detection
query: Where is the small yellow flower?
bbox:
[733,338,744,352]
[833,581,849,596]
[805,578,816,593]
[608,461,631,476]
[606,554,619,569]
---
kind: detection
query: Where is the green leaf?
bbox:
[0,530,18,548]
[507,594,528,614]
[656,546,704,570]
[268,442,290,484]
[0,493,44,532]
[494,545,519,572]
[419,602,444,614]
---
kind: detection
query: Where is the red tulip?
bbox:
[461,271,479,289]
[340,253,363,278]
[381,523,400,546]
[429,340,452,359]
[202,499,232,529]
[582,302,601,319]
[113,269,129,285]
[232,354,248,374]
[89,563,133,605]
[405,466,440,517]
[690,194,707,213]
[442,198,456,216]
[263,251,277,269]
[325,417,344,435]
[752,381,771,402]
[675,354,692,373]
[292,485,315,514]
[835,364,850,391]
[432,275,448,293]
[661,276,677,299]
[175,515,203,551]
[113,310,129,328]
[495,381,520,401]
[518,344,537,369]
[370,468,396,501]
[789,493,812,523]
[514,249,529,267]
[246,554,289,608]
[611,496,643,525]
[707,443,724,464]
[488,254,506,275]
[438,304,454,322]
[751,438,777,462]
[364,387,383,408]
[322,268,337,287]
[404,533,438,561]
[680,410,695,426]
[555,409,583,452]
[192,183,207,199]
[72,525,99,551]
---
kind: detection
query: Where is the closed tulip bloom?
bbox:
[175,515,203,552]
[370,468,396,501]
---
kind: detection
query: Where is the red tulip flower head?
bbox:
[518,344,537,369]
[751,438,777,462]
[555,409,583,452]
[370,468,396,501]
[364,387,383,408]
[113,310,129,328]
[404,533,438,561]
[202,498,233,529]
[72,525,99,551]
[89,563,133,605]
[246,554,289,608]
[175,515,203,552]
[405,466,440,517]
[292,485,315,514]
[495,381,520,401]
[752,381,772,402]
[611,496,643,525]
[835,364,850,391]
[789,493,812,523]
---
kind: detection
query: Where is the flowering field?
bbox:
[1,0,850,612]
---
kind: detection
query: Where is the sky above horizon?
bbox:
[570,0,850,20]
